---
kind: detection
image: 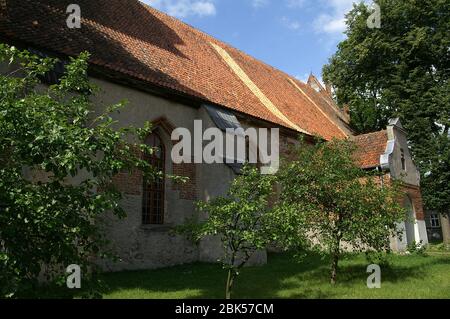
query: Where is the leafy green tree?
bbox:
[183,165,276,299]
[0,44,158,297]
[322,0,450,213]
[278,138,404,284]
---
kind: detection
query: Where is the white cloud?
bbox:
[313,0,358,35]
[281,16,301,30]
[251,0,269,8]
[314,14,346,34]
[141,0,216,18]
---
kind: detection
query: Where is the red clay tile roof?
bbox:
[352,130,388,169]
[0,0,352,140]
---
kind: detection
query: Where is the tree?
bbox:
[278,138,404,284]
[183,165,276,299]
[322,0,450,213]
[0,44,159,297]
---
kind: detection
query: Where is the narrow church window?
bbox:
[400,148,406,170]
[142,133,165,225]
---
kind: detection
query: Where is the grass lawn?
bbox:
[99,250,450,299]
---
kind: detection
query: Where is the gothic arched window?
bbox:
[142,133,165,225]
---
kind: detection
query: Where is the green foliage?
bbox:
[365,250,392,267]
[406,241,427,256]
[322,0,450,213]
[277,138,405,284]
[429,242,450,252]
[0,44,158,298]
[182,164,277,299]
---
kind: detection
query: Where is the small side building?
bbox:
[353,119,429,251]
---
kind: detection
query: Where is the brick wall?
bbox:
[376,174,425,221]
[112,163,198,201]
[111,169,143,196]
[172,162,197,200]
[402,184,425,220]
[110,139,198,201]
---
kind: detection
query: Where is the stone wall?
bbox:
[90,76,294,270]
[89,77,203,271]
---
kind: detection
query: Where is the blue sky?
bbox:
[140,0,367,83]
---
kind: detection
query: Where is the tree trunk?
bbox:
[330,252,339,285]
[441,213,450,245]
[225,268,235,299]
[225,251,237,299]
[330,238,341,285]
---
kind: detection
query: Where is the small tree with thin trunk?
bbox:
[278,138,405,284]
[183,165,276,299]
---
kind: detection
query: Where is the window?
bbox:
[400,148,406,171]
[142,133,165,225]
[430,214,440,228]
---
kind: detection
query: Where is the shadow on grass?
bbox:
[95,252,450,299]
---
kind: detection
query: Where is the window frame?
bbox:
[430,214,440,228]
[142,133,165,225]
